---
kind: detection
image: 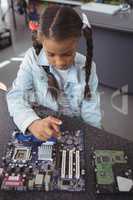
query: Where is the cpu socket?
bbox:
[12,147,31,162]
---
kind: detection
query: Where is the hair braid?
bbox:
[32,30,42,55]
[83,26,93,99]
[42,66,60,100]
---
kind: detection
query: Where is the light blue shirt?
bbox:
[7,47,102,133]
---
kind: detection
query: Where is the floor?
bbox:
[0,1,133,143]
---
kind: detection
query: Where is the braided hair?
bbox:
[82,26,93,99]
[32,5,93,100]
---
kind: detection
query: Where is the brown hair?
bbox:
[32,5,93,100]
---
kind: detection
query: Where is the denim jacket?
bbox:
[7,47,101,133]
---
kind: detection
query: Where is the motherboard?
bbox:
[0,129,86,192]
[93,150,133,194]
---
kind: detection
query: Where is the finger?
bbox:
[44,127,54,137]
[53,131,62,138]
[47,116,62,125]
[50,124,61,137]
[51,123,60,133]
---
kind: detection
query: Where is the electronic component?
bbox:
[0,129,85,192]
[1,174,26,191]
[93,150,133,194]
[61,150,66,179]
[38,142,53,161]
[68,150,73,179]
[44,173,51,191]
[35,174,44,189]
[28,178,35,190]
[76,150,80,179]
[13,147,31,162]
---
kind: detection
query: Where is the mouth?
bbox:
[54,65,71,70]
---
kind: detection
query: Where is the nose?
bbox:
[55,56,66,68]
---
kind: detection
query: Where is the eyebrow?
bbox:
[47,49,74,55]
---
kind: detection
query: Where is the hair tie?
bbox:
[82,13,91,29]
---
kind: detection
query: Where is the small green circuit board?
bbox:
[93,150,133,193]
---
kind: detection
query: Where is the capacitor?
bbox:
[22,174,26,178]
[11,165,15,173]
[47,164,51,170]
[29,165,33,173]
[75,130,80,137]
[125,172,129,176]
[2,157,6,162]
[128,169,132,173]
[6,166,11,173]
[81,169,85,175]
[5,173,8,177]
[52,152,56,157]
[20,166,25,173]
[19,164,24,168]
[62,132,65,136]
[13,159,17,163]
[35,161,38,165]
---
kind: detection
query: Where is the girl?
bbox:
[7,5,101,141]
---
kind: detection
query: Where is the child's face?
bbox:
[42,37,79,70]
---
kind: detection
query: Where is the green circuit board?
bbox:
[94,150,127,185]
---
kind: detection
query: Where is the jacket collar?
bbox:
[37,48,49,66]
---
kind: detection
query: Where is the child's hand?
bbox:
[28,116,62,141]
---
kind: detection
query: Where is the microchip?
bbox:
[62,180,70,186]
[35,174,44,186]
[115,156,121,161]
[102,156,110,163]
[97,157,101,163]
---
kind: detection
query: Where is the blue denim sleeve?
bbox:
[6,48,40,133]
[80,62,102,129]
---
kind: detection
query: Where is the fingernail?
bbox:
[58,121,62,125]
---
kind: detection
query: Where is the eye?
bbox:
[47,53,55,57]
[66,54,72,57]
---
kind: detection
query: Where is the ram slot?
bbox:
[61,150,66,178]
[75,150,80,179]
[68,150,73,179]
